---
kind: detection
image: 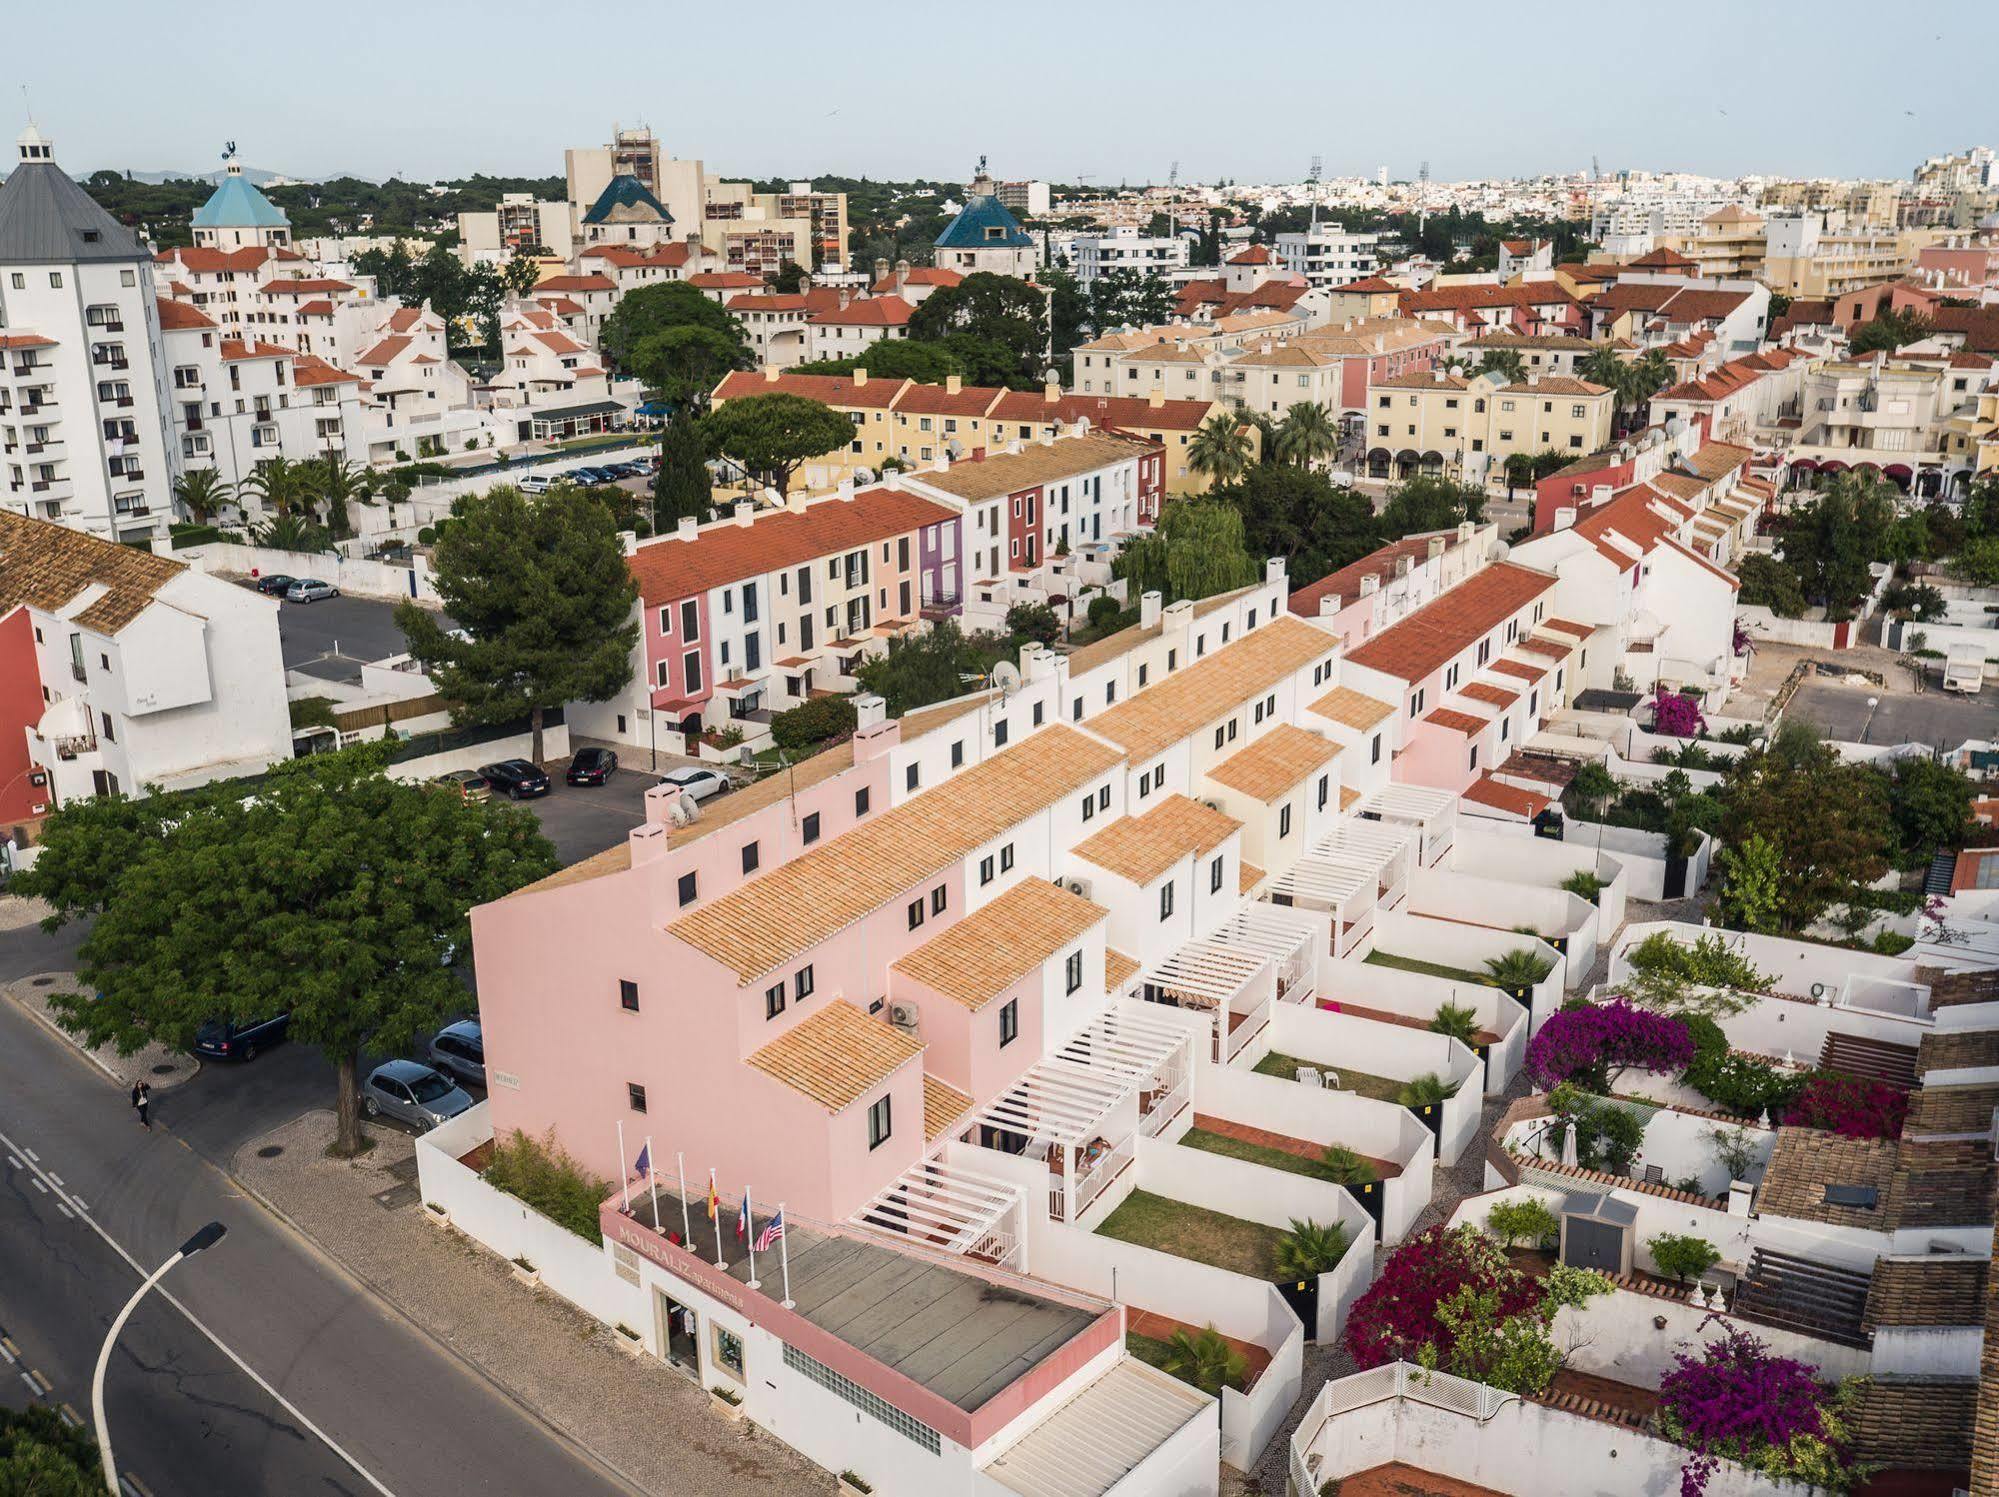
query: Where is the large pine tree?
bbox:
[654,410,713,527]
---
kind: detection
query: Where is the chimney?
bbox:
[836,477,855,501]
[787,489,811,514]
[1265,556,1287,585]
[677,516,699,541]
[1527,372,1541,386]
[734,500,754,527]
[1395,554,1412,577]
[935,451,951,472]
[643,782,683,828]
[1426,536,1445,561]
[884,468,903,490]
[851,696,902,761]
[1140,590,1163,629]
[1457,520,1474,542]
[853,693,887,730]
[1554,506,1577,531]
[945,374,962,394]
[853,367,869,386]
[1433,368,1446,383]
[1590,483,1613,503]
[619,530,638,555]
[894,258,910,294]
[1041,428,1056,447]
[1162,598,1195,633]
[838,287,852,310]
[1359,573,1381,597]
[799,271,812,294]
[762,365,781,383]
[873,257,888,286]
[1148,386,1165,409]
[1319,593,1344,617]
[1043,377,1060,405]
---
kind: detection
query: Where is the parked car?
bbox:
[566,747,619,785]
[479,759,551,799]
[427,1019,485,1087]
[570,467,608,484]
[285,579,339,603]
[518,473,555,495]
[253,574,296,596]
[431,769,491,804]
[193,1012,291,1061]
[362,1059,474,1131]
[659,766,731,803]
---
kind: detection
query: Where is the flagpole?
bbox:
[777,1201,794,1309]
[744,1188,760,1290]
[645,1135,662,1232]
[616,1120,630,1211]
[710,1168,725,1269]
[676,1151,693,1248]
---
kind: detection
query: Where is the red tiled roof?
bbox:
[712,369,909,411]
[809,294,913,327]
[727,288,846,315]
[1460,681,1519,708]
[870,267,963,294]
[1661,537,1741,591]
[1346,563,1556,682]
[0,332,57,349]
[1335,276,1401,294]
[1462,773,1552,819]
[531,330,587,356]
[627,488,959,602]
[157,246,275,274]
[1491,657,1548,683]
[1401,283,1577,316]
[1546,618,1593,637]
[219,338,292,361]
[155,298,213,332]
[295,299,335,317]
[538,296,584,315]
[535,274,615,293]
[1287,531,1467,618]
[892,383,1006,417]
[986,389,1217,432]
[584,243,696,269]
[1424,708,1489,737]
[387,306,427,334]
[356,335,412,366]
[292,354,360,387]
[1174,279,1309,318]
[688,271,766,289]
[1227,245,1275,265]
[262,277,354,295]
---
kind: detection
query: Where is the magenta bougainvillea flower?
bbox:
[1781,1072,1908,1140]
[1524,1000,1696,1091]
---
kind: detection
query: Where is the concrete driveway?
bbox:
[1785,678,1995,751]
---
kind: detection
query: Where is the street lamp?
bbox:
[93,1222,226,1495]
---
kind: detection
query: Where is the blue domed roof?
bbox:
[192,172,288,229]
[935,194,1031,251]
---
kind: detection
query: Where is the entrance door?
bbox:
[654,1290,700,1379]
[1563,1218,1624,1274]
[1275,1274,1321,1339]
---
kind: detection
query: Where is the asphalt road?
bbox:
[0,992,628,1497]
[513,768,659,867]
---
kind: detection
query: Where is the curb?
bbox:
[222,1133,653,1497]
[0,979,201,1093]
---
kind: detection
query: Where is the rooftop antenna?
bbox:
[20,84,34,128]
[1418,160,1432,237]
[1308,153,1324,230]
[990,660,1022,700]
[1167,159,1180,237]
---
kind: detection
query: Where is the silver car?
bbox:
[285,578,339,603]
[362,1059,474,1131]
[427,1019,485,1088]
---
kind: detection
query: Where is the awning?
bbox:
[529,399,622,424]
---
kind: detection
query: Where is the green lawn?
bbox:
[1126,1331,1177,1374]
[1255,1050,1446,1108]
[1181,1126,1336,1183]
[1096,1189,1286,1279]
[1365,950,1496,986]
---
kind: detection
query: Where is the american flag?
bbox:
[754,1207,785,1253]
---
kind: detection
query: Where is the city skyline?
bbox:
[12,0,1997,187]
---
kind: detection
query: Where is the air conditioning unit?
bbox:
[1202,799,1224,813]
[888,1003,919,1033]
[1063,877,1092,900]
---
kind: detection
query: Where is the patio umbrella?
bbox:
[1559,1121,1579,1168]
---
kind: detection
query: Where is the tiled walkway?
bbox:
[1330,999,1500,1047]
[1335,1462,1508,1497]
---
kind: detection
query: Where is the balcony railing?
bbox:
[1225,994,1273,1061]
[53,732,97,760]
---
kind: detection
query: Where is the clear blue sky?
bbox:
[14,0,1996,186]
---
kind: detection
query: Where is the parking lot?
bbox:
[507,762,666,865]
[1785,678,1995,751]
[263,588,440,669]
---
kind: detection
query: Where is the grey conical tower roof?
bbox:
[0,128,150,266]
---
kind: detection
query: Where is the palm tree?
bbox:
[171,468,234,525]
[1397,1072,1456,1109]
[1160,1326,1248,1396]
[1475,349,1526,384]
[1274,1218,1351,1279]
[312,458,376,539]
[1274,401,1338,469]
[1577,346,1632,429]
[1317,1144,1378,1187]
[253,513,328,553]
[1429,1001,1481,1045]
[1483,948,1553,998]
[1629,348,1672,413]
[241,456,312,521]
[1187,411,1253,486]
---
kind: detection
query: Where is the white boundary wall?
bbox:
[1357,910,1567,1032]
[180,541,442,604]
[1404,869,1601,986]
[1309,956,1528,1094]
[1265,1003,1482,1166]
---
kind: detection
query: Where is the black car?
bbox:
[253,574,296,596]
[193,1013,291,1060]
[479,759,551,799]
[566,747,619,785]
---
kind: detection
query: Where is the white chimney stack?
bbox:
[1140,590,1162,629]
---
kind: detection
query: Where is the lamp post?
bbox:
[92,1222,226,1495]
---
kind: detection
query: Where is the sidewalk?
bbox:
[1,970,199,1090]
[233,1110,828,1497]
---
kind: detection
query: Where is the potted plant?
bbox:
[423,1200,450,1229]
[510,1255,540,1289]
[837,1472,873,1496]
[710,1384,745,1422]
[1483,947,1552,999]
[613,1322,645,1357]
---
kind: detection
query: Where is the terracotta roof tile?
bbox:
[1864,1256,1989,1329]
[155,298,213,331]
[745,1000,922,1113]
[923,1074,972,1141]
[1345,563,1555,682]
[1204,724,1339,803]
[1287,530,1470,618]
[1424,708,1489,737]
[1307,685,1397,732]
[1461,774,1550,819]
[0,509,184,636]
[1071,795,1241,885]
[892,879,1106,1010]
[712,369,907,411]
[905,432,1159,503]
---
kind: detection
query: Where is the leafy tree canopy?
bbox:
[1215,464,1378,587]
[600,281,748,377]
[795,338,965,384]
[906,272,1048,389]
[698,393,855,497]
[1378,473,1486,538]
[629,324,750,409]
[1113,500,1260,604]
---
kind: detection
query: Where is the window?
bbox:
[908,898,925,930]
[1159,882,1175,921]
[906,764,920,792]
[713,1324,745,1380]
[931,885,946,916]
[1279,805,1292,839]
[680,600,699,640]
[1099,785,1111,812]
[1137,664,1148,688]
[1214,726,1225,750]
[794,966,815,1001]
[766,983,786,1020]
[682,651,703,694]
[1371,733,1382,765]
[1032,701,1044,726]
[742,841,760,874]
[1072,696,1084,722]
[999,999,1019,1047]
[1081,793,1096,822]
[1000,844,1015,873]
[1065,950,1084,994]
[619,980,640,1012]
[1210,857,1224,894]
[677,871,698,906]
[100,712,115,743]
[980,855,996,885]
[1105,682,1116,705]
[1317,774,1330,810]
[627,1083,648,1112]
[802,812,821,845]
[951,739,965,768]
[994,720,1009,748]
[855,786,871,816]
[867,1095,892,1149]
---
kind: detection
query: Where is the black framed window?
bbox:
[619,979,640,1012]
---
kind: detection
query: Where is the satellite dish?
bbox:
[991,661,1022,698]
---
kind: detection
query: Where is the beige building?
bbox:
[1363,368,1614,484]
[1662,206,1936,298]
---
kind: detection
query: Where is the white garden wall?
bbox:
[180,541,442,605]
[1405,869,1601,985]
[1312,958,1529,1094]
[1266,1003,1482,1166]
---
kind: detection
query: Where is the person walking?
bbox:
[131,1081,151,1130]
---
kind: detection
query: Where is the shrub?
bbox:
[1524,1000,1695,1091]
[1623,931,1769,1019]
[1003,602,1061,647]
[1398,1072,1456,1108]
[1657,1327,1864,1496]
[1705,1123,1760,1182]
[769,695,858,754]
[1484,947,1553,991]
[1159,1325,1248,1395]
[1561,869,1605,901]
[1086,594,1123,631]
[1647,1232,1720,1283]
[483,1129,614,1243]
[1681,1018,1806,1117]
[1486,1197,1560,1249]
[1275,1218,1351,1278]
[417,526,438,545]
[1783,1073,1908,1139]
[1429,1000,1480,1045]
[1651,686,1708,739]
[1571,1099,1647,1175]
[1320,1144,1378,1186]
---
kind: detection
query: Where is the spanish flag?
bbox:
[706,1168,719,1223]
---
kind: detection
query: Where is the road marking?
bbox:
[24,1367,49,1395]
[28,1178,45,1194]
[58,1403,80,1427]
[45,1172,62,1186]
[4,1155,19,1168]
[0,1123,397,1497]
[18,1371,38,1397]
[55,1202,72,1219]
[71,1196,88,1211]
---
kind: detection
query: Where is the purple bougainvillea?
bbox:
[1782,1072,1908,1140]
[1525,999,1696,1091]
[1651,686,1708,739]
[1342,1225,1543,1370]
[1658,1327,1836,1497]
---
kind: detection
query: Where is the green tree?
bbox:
[1568,759,1617,819]
[1113,500,1260,604]
[1777,474,1894,613]
[1041,266,1090,366]
[14,745,556,1156]
[1429,1000,1481,1045]
[699,393,854,498]
[653,409,713,527]
[1086,266,1176,333]
[1274,401,1339,468]
[795,339,965,384]
[1274,1218,1351,1278]
[1887,757,1973,867]
[1217,463,1378,584]
[1734,554,1808,617]
[906,272,1048,388]
[1159,1326,1248,1396]
[770,260,809,294]
[600,281,749,377]
[1485,1198,1559,1249]
[1647,1233,1720,1284]
[499,254,543,300]
[172,467,234,525]
[1004,602,1062,647]
[252,512,331,553]
[397,485,639,763]
[310,457,376,538]
[1957,535,1999,586]
[0,1405,100,1496]
[854,621,1007,716]
[242,455,313,519]
[1474,349,1526,383]
[1186,411,1254,485]
[630,324,751,410]
[1849,305,1934,355]
[1379,473,1485,537]
[1720,729,1892,930]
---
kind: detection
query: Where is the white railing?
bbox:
[1227,995,1273,1061]
[1072,1133,1136,1220]
[1379,874,1408,910]
[1335,908,1375,959]
[1138,1076,1190,1138]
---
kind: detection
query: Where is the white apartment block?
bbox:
[0,126,176,547]
[1272,226,1382,289]
[1067,227,1191,287]
[457,193,573,264]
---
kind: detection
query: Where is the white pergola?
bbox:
[1136,940,1273,1064]
[967,1051,1145,1223]
[1055,1000,1200,1138]
[1212,902,1325,1003]
[1265,857,1378,959]
[1316,817,1419,903]
[1354,784,1460,866]
[852,1157,1029,1270]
